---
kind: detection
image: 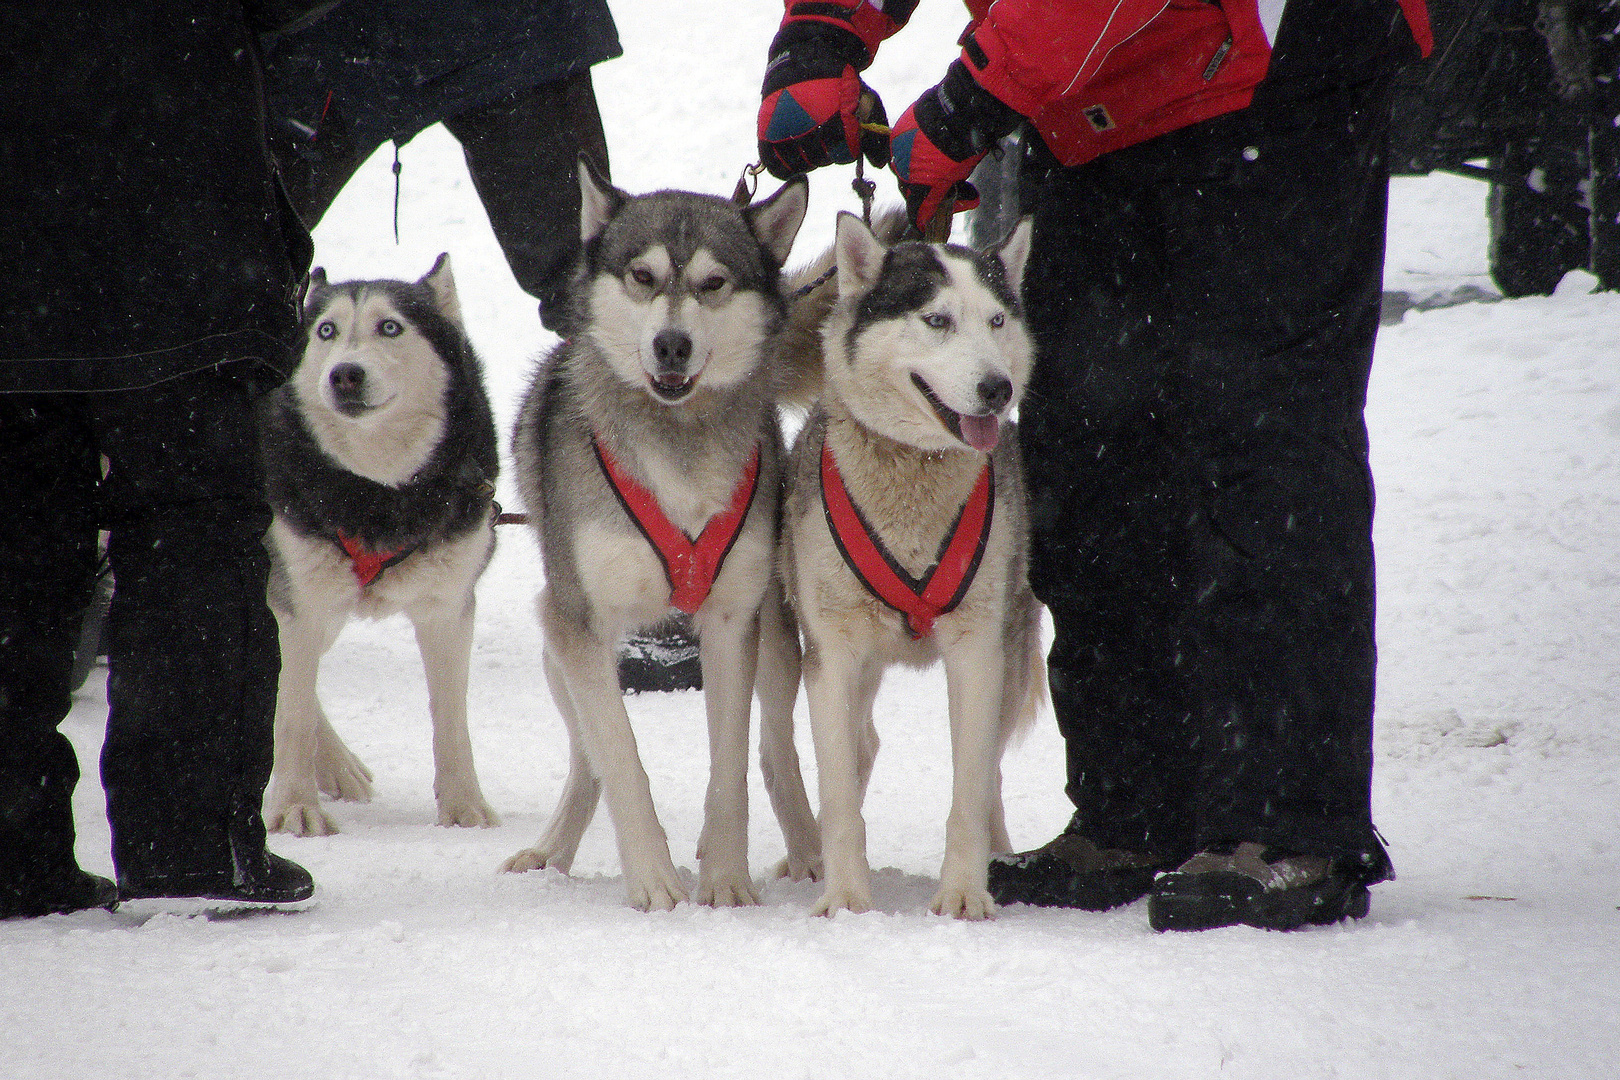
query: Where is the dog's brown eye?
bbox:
[630,267,656,287]
[922,312,953,331]
[699,275,727,293]
[378,319,403,337]
[316,320,337,340]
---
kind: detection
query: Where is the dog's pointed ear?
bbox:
[747,175,809,269]
[578,153,620,244]
[422,252,462,326]
[304,267,328,314]
[835,210,885,296]
[994,216,1034,302]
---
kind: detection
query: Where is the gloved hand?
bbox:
[890,60,1023,233]
[758,20,890,178]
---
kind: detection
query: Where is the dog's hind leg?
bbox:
[265,606,345,836]
[932,632,1007,920]
[501,646,601,876]
[411,595,498,828]
[755,581,821,882]
[313,707,374,802]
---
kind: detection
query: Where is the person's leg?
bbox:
[991,150,1203,909]
[0,396,118,918]
[1141,66,1397,930]
[90,368,310,902]
[444,71,611,335]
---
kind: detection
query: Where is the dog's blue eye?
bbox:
[316,320,337,340]
[922,313,953,331]
[378,319,403,337]
[989,313,1005,328]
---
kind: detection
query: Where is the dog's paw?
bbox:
[811,884,873,917]
[929,884,997,921]
[314,751,373,802]
[437,795,500,829]
[499,847,559,874]
[267,801,339,837]
[697,869,760,908]
[771,851,824,883]
[624,865,689,912]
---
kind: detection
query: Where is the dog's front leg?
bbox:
[551,611,688,910]
[803,637,877,916]
[264,607,341,836]
[693,606,760,906]
[411,598,498,828]
[933,633,1006,920]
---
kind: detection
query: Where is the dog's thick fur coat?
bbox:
[259,255,500,836]
[780,212,1046,919]
[502,162,821,910]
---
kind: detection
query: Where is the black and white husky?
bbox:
[779,212,1046,919]
[500,161,822,910]
[258,255,501,836]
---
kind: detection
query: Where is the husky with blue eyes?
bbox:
[778,211,1047,920]
[257,254,501,838]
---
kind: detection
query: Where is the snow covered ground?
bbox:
[7,5,1619,1078]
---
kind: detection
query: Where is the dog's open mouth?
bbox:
[911,373,1000,452]
[649,371,697,402]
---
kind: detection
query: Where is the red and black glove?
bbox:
[758,21,888,178]
[757,2,915,179]
[891,60,1022,233]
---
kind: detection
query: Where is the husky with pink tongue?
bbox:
[777,211,1048,920]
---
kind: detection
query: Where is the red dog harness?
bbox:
[337,531,413,588]
[594,435,760,614]
[820,440,994,639]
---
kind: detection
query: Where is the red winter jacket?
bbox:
[784,1,1433,169]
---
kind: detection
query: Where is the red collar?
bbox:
[594,434,761,614]
[337,531,413,587]
[820,439,994,639]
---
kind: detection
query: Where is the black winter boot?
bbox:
[2,868,119,920]
[988,825,1178,911]
[119,850,313,907]
[617,617,703,694]
[1148,842,1372,932]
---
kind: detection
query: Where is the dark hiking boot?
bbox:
[988,831,1175,910]
[1,868,120,920]
[119,851,314,907]
[1148,842,1372,932]
[618,618,703,694]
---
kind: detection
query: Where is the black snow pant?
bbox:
[0,368,280,894]
[270,71,610,336]
[1018,13,1412,883]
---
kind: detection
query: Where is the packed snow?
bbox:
[6,5,1618,1078]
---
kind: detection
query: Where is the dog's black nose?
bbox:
[977,373,1013,413]
[652,329,693,371]
[329,363,366,396]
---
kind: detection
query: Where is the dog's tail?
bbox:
[773,206,911,410]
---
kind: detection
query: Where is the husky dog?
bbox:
[780,211,1045,919]
[501,161,822,910]
[259,254,501,837]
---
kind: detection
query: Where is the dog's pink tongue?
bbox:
[960,413,1000,452]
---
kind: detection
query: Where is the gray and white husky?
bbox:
[779,211,1046,919]
[501,161,822,910]
[258,255,501,837]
